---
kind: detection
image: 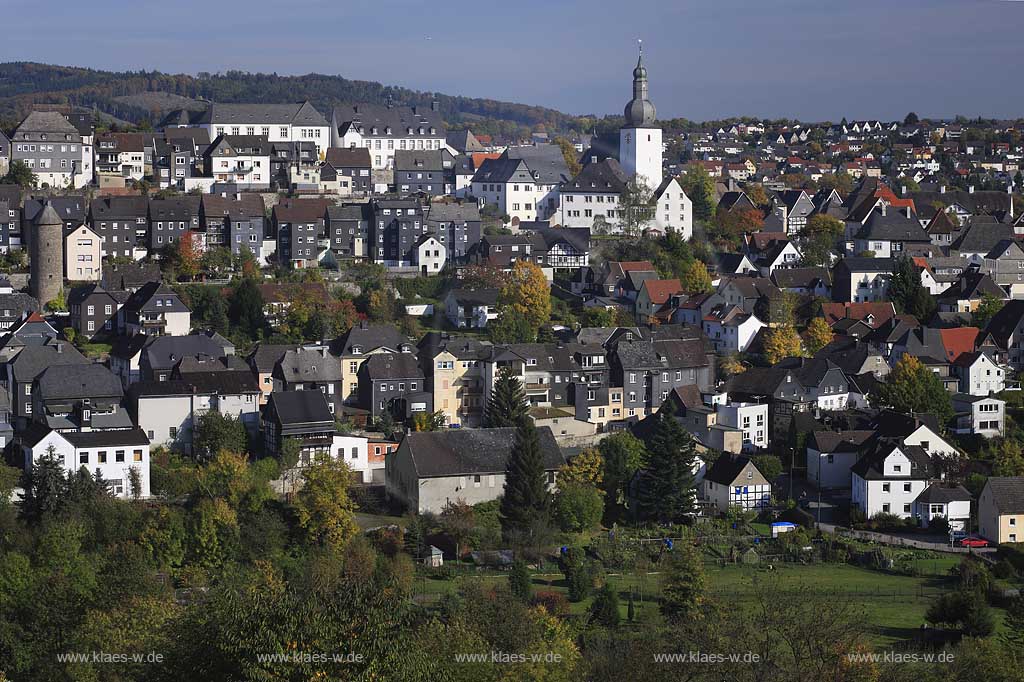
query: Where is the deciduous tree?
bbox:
[679,259,712,294]
[498,260,550,331]
[764,324,804,364]
[805,316,834,354]
[871,355,953,425]
[293,456,359,549]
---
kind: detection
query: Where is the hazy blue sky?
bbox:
[3,0,1023,122]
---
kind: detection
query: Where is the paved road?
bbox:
[818,523,997,554]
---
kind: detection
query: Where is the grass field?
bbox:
[413,562,981,647]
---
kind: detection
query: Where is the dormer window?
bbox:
[527,359,537,366]
[351,346,362,354]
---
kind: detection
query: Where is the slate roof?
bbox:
[15,111,80,136]
[401,426,565,477]
[809,430,875,453]
[936,272,1005,302]
[122,281,190,314]
[982,299,1024,348]
[984,477,1024,514]
[771,267,831,289]
[363,352,422,380]
[276,347,343,383]
[337,323,410,356]
[267,389,334,426]
[704,454,759,485]
[448,288,499,306]
[10,342,88,382]
[63,427,150,449]
[851,440,933,480]
[324,147,371,168]
[200,193,266,219]
[201,101,328,127]
[952,223,1015,253]
[836,257,897,273]
[914,484,971,505]
[37,363,122,401]
[854,208,930,242]
[561,158,629,194]
[134,334,232,369]
[333,103,444,138]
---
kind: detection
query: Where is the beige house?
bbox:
[65,224,101,281]
[386,427,565,514]
[337,322,414,403]
[978,476,1024,544]
[424,336,491,427]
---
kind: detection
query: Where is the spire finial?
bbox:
[637,38,643,63]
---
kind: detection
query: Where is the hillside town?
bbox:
[3,50,1024,682]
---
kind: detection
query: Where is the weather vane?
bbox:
[638,38,643,56]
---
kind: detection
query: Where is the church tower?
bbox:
[619,45,663,189]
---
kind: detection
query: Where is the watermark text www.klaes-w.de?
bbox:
[846,651,956,665]
[255,652,365,664]
[57,652,164,664]
[653,651,762,664]
[455,651,564,664]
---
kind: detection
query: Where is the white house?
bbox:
[851,441,932,519]
[652,177,693,240]
[913,484,972,532]
[414,234,446,275]
[332,103,445,170]
[194,102,331,158]
[715,401,769,452]
[952,393,1005,438]
[701,453,772,512]
[701,304,765,354]
[471,145,569,224]
[22,427,151,499]
[65,224,102,281]
[332,434,371,483]
[444,289,499,329]
[806,430,875,490]
[953,351,1005,396]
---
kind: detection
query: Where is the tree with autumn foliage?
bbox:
[871,354,953,425]
[460,262,508,290]
[498,260,550,331]
[679,259,712,294]
[293,455,359,549]
[176,231,202,281]
[763,325,805,364]
[805,317,834,354]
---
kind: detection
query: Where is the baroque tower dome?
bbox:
[624,51,656,128]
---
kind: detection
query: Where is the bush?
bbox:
[992,559,1017,580]
[868,512,906,531]
[589,582,620,628]
[999,543,1024,572]
[509,558,532,601]
[553,483,604,533]
[531,590,570,617]
[780,506,815,529]
[561,546,594,602]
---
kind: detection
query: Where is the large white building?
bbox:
[23,427,151,499]
[331,102,445,170]
[167,102,331,159]
[851,441,932,519]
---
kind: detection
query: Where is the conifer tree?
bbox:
[499,418,551,543]
[637,411,697,523]
[484,365,528,427]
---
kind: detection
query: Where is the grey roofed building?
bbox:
[835,256,897,273]
[505,145,572,185]
[446,129,485,154]
[324,147,372,168]
[854,208,931,242]
[336,321,412,356]
[275,347,343,384]
[560,158,629,194]
[0,292,39,332]
[248,343,295,374]
[914,483,971,506]
[952,222,1016,255]
[197,101,329,127]
[983,476,1024,513]
[398,426,564,477]
[14,111,81,137]
[363,351,422,380]
[37,363,123,402]
[23,195,88,235]
[851,439,934,480]
[393,149,449,195]
[770,266,832,290]
[130,332,234,381]
[102,262,162,292]
[911,190,1014,221]
[266,389,335,427]
[808,430,875,453]
[332,103,444,140]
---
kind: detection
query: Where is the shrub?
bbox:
[531,590,570,617]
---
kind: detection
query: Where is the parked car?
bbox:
[958,536,989,548]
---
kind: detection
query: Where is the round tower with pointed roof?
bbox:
[620,43,663,189]
[30,201,64,306]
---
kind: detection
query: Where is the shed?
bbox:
[424,545,444,568]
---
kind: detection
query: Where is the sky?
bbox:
[3,0,1024,122]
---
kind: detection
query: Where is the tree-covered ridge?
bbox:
[0,61,581,133]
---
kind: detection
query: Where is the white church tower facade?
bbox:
[619,47,663,190]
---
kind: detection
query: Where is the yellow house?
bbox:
[338,322,414,404]
[424,335,491,427]
[978,476,1024,544]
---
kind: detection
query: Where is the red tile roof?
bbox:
[821,302,896,329]
[640,278,683,306]
[939,327,980,363]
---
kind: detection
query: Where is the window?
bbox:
[903,503,911,513]
[882,503,890,513]
[882,483,890,492]
[904,483,912,492]
[115,450,125,463]
[98,451,107,463]
[169,427,177,438]
[134,450,143,462]
[79,452,88,465]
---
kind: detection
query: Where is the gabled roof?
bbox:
[952,223,1015,254]
[640,279,683,305]
[401,426,565,477]
[982,299,1024,348]
[704,454,762,485]
[854,208,930,242]
[324,146,372,168]
[363,352,422,380]
[561,158,629,194]
[771,267,831,289]
[809,430,875,453]
[276,347,343,383]
[37,363,122,401]
[936,272,1004,302]
[851,439,933,480]
[821,302,896,329]
[984,477,1024,514]
[267,389,334,426]
[337,322,410,356]
[915,483,972,505]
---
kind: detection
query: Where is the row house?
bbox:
[471,144,570,223]
[11,111,92,189]
[321,147,372,195]
[200,193,268,262]
[202,135,273,191]
[95,132,147,182]
[166,101,331,158]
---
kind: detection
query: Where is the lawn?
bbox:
[413,562,967,647]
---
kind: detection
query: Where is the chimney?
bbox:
[56,342,63,354]
[880,203,887,217]
[969,185,975,194]
[234,192,241,201]
[321,346,328,358]
[905,206,913,219]
[431,99,439,112]
[359,320,368,330]
[901,184,907,196]
[939,185,946,194]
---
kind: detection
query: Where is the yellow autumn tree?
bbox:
[719,354,746,377]
[293,455,359,549]
[558,447,604,488]
[763,324,804,364]
[805,317,834,354]
[680,260,712,294]
[499,260,551,330]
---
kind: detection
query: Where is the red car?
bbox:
[958,536,989,548]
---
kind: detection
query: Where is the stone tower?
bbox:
[30,201,63,306]
[619,44,663,189]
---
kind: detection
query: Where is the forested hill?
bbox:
[0,62,584,136]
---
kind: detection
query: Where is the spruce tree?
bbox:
[484,365,528,427]
[637,411,697,523]
[499,418,551,543]
[590,581,621,627]
[509,558,532,601]
[21,446,68,522]
[660,541,707,624]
